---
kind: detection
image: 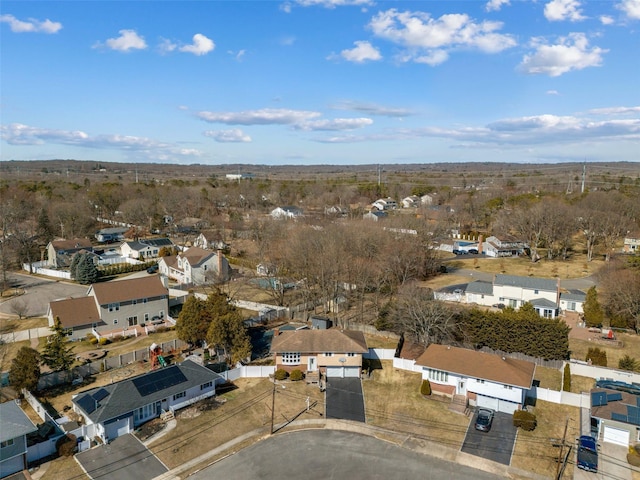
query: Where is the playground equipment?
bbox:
[150,343,166,370]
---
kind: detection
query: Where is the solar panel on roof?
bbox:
[627,405,640,417]
[92,388,109,402]
[637,396,640,408]
[132,365,187,397]
[77,394,96,414]
[611,412,628,422]
[607,392,623,402]
[591,391,608,407]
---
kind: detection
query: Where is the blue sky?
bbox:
[1,0,639,165]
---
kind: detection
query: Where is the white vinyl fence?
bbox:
[569,360,640,384]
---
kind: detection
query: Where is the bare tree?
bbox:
[9,297,29,319]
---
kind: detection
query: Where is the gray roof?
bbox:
[561,290,586,302]
[73,360,222,424]
[529,298,558,309]
[465,281,493,295]
[494,274,557,292]
[124,238,173,251]
[0,400,37,443]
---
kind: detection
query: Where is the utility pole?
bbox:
[555,417,569,480]
[581,162,586,194]
[270,379,276,434]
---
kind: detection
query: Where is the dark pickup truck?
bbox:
[577,435,598,473]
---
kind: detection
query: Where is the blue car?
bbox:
[577,435,598,473]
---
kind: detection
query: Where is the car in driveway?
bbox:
[475,408,494,432]
[468,248,479,254]
[577,435,598,473]
[146,264,159,274]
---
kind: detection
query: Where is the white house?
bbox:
[192,231,229,251]
[482,235,527,258]
[559,290,587,314]
[416,344,536,414]
[158,246,230,285]
[46,238,94,268]
[623,235,640,254]
[363,211,387,221]
[401,196,421,208]
[0,401,38,477]
[420,193,437,206]
[72,360,224,443]
[270,206,303,219]
[119,238,174,260]
[372,197,397,211]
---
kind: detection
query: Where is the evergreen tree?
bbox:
[76,254,98,284]
[9,346,41,392]
[69,253,82,279]
[583,286,604,328]
[618,355,637,372]
[37,208,55,243]
[562,364,571,391]
[205,289,252,364]
[176,296,208,346]
[42,318,75,372]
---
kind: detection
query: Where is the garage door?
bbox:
[326,367,360,378]
[477,395,499,410]
[105,417,131,442]
[0,454,25,477]
[496,399,519,414]
[603,426,629,446]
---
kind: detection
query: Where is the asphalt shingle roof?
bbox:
[270,329,368,354]
[90,275,168,305]
[494,274,558,292]
[0,400,37,443]
[465,280,493,295]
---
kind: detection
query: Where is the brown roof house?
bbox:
[47,275,169,340]
[158,246,229,286]
[46,238,94,268]
[270,329,368,379]
[589,386,640,447]
[415,344,536,414]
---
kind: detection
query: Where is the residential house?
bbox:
[464,274,562,318]
[363,211,387,221]
[95,227,128,244]
[421,193,437,206]
[72,360,224,444]
[416,344,536,414]
[482,235,527,258]
[401,196,421,208]
[225,173,255,181]
[192,231,229,251]
[559,289,587,314]
[0,400,38,478]
[589,386,640,447]
[623,235,640,254]
[324,205,345,216]
[270,206,304,219]
[119,237,174,260]
[270,329,368,378]
[158,246,230,285]
[47,275,169,340]
[46,238,94,268]
[372,197,397,211]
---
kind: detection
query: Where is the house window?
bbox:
[64,328,73,336]
[108,303,120,312]
[173,392,186,400]
[568,302,576,311]
[143,298,148,304]
[427,369,448,382]
[282,353,301,365]
[201,381,213,390]
[324,352,333,357]
[135,403,157,422]
[504,385,513,390]
[127,316,138,327]
[113,319,118,325]
[1,438,14,448]
[132,299,137,305]
[144,313,149,322]
[534,289,539,294]
[477,379,485,384]
[347,353,356,357]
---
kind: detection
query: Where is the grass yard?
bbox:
[570,332,640,368]
[0,316,48,333]
[511,400,580,478]
[363,333,399,349]
[362,361,470,450]
[149,377,325,470]
[569,375,595,394]
[534,366,562,390]
[37,454,87,480]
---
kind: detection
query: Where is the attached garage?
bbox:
[326,366,360,378]
[602,425,630,446]
[0,454,26,478]
[104,417,132,442]
[476,395,519,414]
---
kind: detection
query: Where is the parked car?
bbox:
[452,249,462,255]
[150,315,164,325]
[468,248,479,254]
[492,303,506,309]
[146,264,159,274]
[475,408,494,432]
[576,435,598,473]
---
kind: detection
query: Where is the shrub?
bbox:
[618,355,638,372]
[420,379,431,396]
[289,369,304,381]
[56,433,77,457]
[513,410,537,431]
[628,444,640,467]
[274,369,288,381]
[562,364,571,392]
[586,347,607,367]
[89,337,98,345]
[98,338,110,346]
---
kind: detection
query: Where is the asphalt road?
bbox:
[190,429,504,480]
[0,272,87,318]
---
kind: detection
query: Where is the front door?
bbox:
[308,356,317,371]
[458,380,467,395]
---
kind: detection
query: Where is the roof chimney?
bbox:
[477,234,484,255]
[217,249,224,280]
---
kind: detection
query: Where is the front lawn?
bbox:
[570,332,640,368]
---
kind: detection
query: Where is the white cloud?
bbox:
[280,2,293,13]
[547,90,560,95]
[179,33,215,56]
[588,106,640,115]
[279,35,296,46]
[0,14,62,33]
[97,29,147,52]
[0,123,201,160]
[617,0,640,20]
[228,49,246,61]
[204,129,252,142]
[336,41,381,63]
[368,9,516,65]
[544,0,586,22]
[295,0,373,8]
[519,33,607,77]
[332,101,414,117]
[197,108,321,125]
[294,118,373,130]
[599,15,614,25]
[485,0,510,12]
[158,38,178,54]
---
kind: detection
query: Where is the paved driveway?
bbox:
[461,411,517,466]
[189,430,504,480]
[76,434,168,480]
[325,377,366,422]
[573,442,631,480]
